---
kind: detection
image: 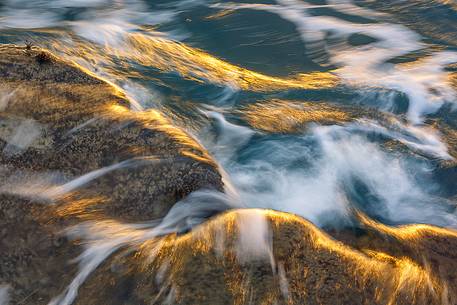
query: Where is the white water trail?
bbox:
[277,262,289,301]
[214,0,457,124]
[0,157,172,202]
[48,189,236,305]
[236,209,274,267]
[310,125,456,226]
[0,0,177,38]
[201,111,255,163]
[0,89,17,111]
[349,118,452,160]
[41,158,149,200]
[0,285,10,305]
[204,112,457,227]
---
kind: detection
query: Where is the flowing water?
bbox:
[1,0,457,304]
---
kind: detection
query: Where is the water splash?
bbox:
[203,112,457,227]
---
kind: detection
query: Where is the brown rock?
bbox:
[72,209,457,305]
[0,44,224,304]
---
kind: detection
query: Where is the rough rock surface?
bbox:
[0,45,223,221]
[0,45,224,304]
[1,45,457,305]
[72,209,457,305]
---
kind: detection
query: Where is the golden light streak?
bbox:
[132,209,457,304]
[240,100,351,133]
[49,33,338,92]
[104,104,215,165]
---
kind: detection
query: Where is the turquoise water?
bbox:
[2,1,457,230]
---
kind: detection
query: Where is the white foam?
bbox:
[2,119,43,157]
[214,0,457,123]
[236,209,274,266]
[201,111,254,163]
[326,0,387,18]
[70,19,134,46]
[203,112,457,227]
[0,169,64,200]
[277,262,289,301]
[42,160,136,200]
[0,285,10,305]
[0,0,177,42]
[0,89,17,111]
[0,157,169,202]
[48,189,235,305]
[350,118,452,160]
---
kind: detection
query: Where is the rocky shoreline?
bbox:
[1,45,457,305]
[0,45,224,304]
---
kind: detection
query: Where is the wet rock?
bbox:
[2,44,456,305]
[73,209,457,305]
[0,193,81,304]
[0,44,224,303]
[0,44,223,222]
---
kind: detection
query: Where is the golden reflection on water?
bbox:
[205,9,236,20]
[240,100,351,133]
[105,104,215,165]
[48,32,338,92]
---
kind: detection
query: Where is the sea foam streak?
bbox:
[213,0,457,124]
[203,112,457,228]
[48,190,238,305]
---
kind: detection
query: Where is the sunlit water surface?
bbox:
[1,0,457,304]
